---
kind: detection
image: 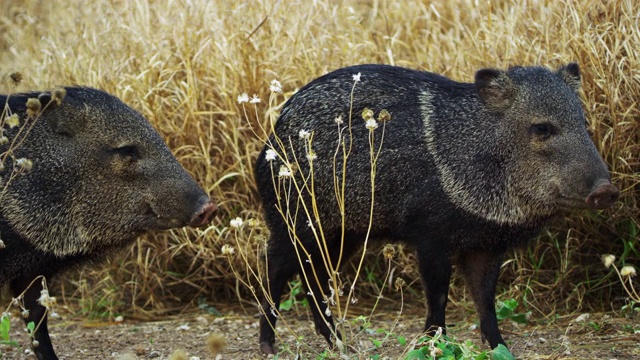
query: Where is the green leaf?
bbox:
[27,321,35,334]
[496,305,513,320]
[397,335,407,346]
[371,338,382,347]
[279,299,293,311]
[404,349,428,360]
[503,299,518,310]
[509,313,528,324]
[490,344,515,360]
[1,315,10,341]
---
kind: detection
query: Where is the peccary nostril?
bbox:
[585,183,619,210]
[189,200,218,227]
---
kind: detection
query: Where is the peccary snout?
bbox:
[190,199,218,227]
[586,181,619,209]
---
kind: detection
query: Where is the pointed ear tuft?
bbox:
[557,62,581,92]
[475,69,516,112]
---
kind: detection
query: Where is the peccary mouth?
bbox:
[143,198,217,230]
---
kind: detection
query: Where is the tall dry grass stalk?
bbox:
[0,0,637,320]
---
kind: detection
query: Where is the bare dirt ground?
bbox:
[3,300,639,360]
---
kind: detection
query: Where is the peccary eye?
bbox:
[530,123,555,139]
[112,145,139,161]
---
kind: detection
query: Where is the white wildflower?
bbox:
[265,149,277,162]
[365,119,378,130]
[352,72,361,82]
[250,94,261,104]
[306,150,317,162]
[334,115,343,125]
[299,129,311,140]
[32,340,39,348]
[278,165,292,178]
[602,254,616,269]
[324,307,332,317]
[221,244,236,256]
[621,265,636,277]
[270,80,282,93]
[0,136,8,145]
[307,291,314,296]
[574,313,590,323]
[351,297,358,305]
[229,217,243,228]
[237,93,249,104]
[21,309,29,318]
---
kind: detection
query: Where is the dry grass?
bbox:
[0,0,637,325]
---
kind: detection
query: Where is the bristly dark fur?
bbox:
[255,63,616,354]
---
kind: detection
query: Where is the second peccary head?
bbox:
[423,63,618,225]
[1,87,217,257]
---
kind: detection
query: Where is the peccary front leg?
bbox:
[416,245,452,336]
[457,250,506,349]
[10,275,58,360]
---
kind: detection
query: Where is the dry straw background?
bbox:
[0,0,638,326]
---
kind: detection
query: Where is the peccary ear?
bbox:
[43,92,86,137]
[557,62,581,92]
[475,69,516,112]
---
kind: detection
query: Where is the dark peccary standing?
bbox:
[255,64,619,354]
[0,87,217,360]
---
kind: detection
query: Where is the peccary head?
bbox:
[473,63,618,223]
[0,87,217,257]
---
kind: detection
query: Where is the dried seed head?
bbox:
[377,109,391,122]
[22,309,29,318]
[394,277,406,292]
[207,333,226,356]
[361,108,374,121]
[5,113,20,129]
[383,244,396,260]
[32,340,39,348]
[601,254,616,269]
[26,98,41,118]
[621,265,636,277]
[15,158,33,172]
[52,87,66,105]
[167,349,188,360]
[9,72,22,85]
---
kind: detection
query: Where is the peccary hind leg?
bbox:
[259,242,298,355]
[457,250,506,349]
[11,275,58,360]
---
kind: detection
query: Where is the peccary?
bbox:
[0,87,217,360]
[255,63,619,354]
